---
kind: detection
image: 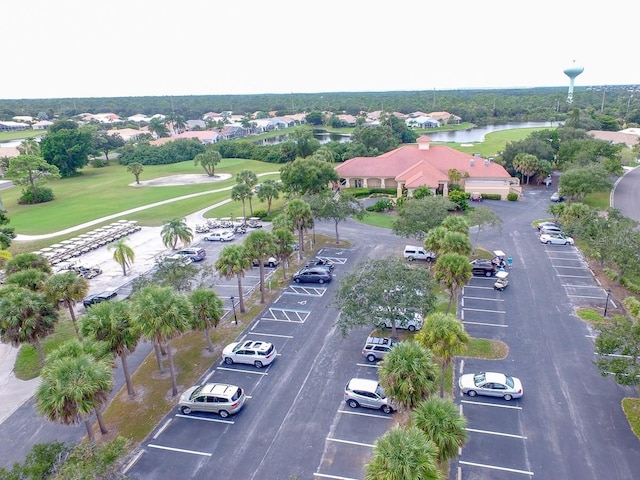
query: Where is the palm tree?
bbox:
[194,150,222,177]
[148,117,169,138]
[236,170,258,215]
[441,215,469,234]
[36,351,113,442]
[17,138,41,156]
[285,199,313,259]
[127,162,144,184]
[272,228,295,278]
[0,285,58,364]
[80,301,141,398]
[215,244,251,313]
[190,288,223,353]
[410,397,468,464]
[244,230,276,304]
[43,271,89,339]
[109,238,135,276]
[4,252,52,276]
[231,184,252,221]
[4,268,49,291]
[432,253,473,314]
[132,286,192,396]
[256,179,280,215]
[161,217,193,250]
[365,425,441,480]
[378,340,439,411]
[416,312,470,397]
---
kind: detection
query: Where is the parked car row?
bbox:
[536,221,574,245]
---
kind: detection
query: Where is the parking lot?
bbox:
[125,246,396,479]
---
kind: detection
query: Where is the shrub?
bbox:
[507,193,519,201]
[621,277,640,295]
[18,186,55,204]
[603,268,619,282]
[479,193,502,201]
[251,209,267,219]
[367,199,393,212]
[90,158,109,168]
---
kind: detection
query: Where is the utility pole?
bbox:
[601,86,606,112]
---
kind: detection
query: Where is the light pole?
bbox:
[230,296,238,325]
[604,289,612,317]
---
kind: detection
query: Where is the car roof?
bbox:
[347,378,379,392]
[239,340,272,352]
[483,372,508,383]
[200,383,238,396]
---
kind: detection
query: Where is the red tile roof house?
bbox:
[335,136,521,200]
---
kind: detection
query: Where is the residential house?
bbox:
[0,121,29,131]
[335,136,520,200]
[587,130,639,148]
[32,120,54,130]
[429,111,461,125]
[406,116,440,129]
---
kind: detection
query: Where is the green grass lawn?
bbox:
[0,130,45,142]
[3,158,280,236]
[444,127,552,158]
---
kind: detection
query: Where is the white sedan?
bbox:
[459,371,523,400]
[540,233,574,245]
[204,230,235,242]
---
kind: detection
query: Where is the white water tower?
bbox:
[564,61,584,104]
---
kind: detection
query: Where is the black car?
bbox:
[83,291,117,308]
[470,260,498,277]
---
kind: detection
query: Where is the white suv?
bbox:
[222,340,277,368]
[376,311,423,332]
[362,336,397,362]
[344,378,395,414]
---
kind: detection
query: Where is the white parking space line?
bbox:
[462,321,508,328]
[153,419,172,439]
[327,437,375,448]
[247,331,294,339]
[284,286,327,296]
[557,274,592,278]
[463,285,495,291]
[462,307,506,313]
[261,308,311,323]
[147,444,212,456]
[356,362,380,369]
[314,473,359,480]
[338,409,392,419]
[568,294,609,299]
[461,399,522,410]
[466,428,527,439]
[174,414,235,424]
[462,296,505,302]
[552,265,587,269]
[459,461,534,476]
[216,366,268,375]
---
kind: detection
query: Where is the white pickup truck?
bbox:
[403,245,436,262]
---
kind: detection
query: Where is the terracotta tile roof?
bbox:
[335,142,511,186]
[587,130,639,148]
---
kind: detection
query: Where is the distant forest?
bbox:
[1,85,638,128]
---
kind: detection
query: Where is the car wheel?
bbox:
[467,390,477,397]
[503,394,513,401]
[485,270,492,277]
[381,405,392,414]
[268,262,275,267]
[181,406,192,415]
[224,357,233,365]
[318,279,325,284]
[294,278,301,283]
[254,360,263,368]
[408,256,415,261]
[347,399,359,409]
[219,410,230,418]
[366,354,377,362]
[545,240,551,244]
[408,325,416,332]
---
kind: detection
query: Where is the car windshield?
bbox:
[190,386,203,399]
[375,385,386,399]
[504,376,514,388]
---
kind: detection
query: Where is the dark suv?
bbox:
[470,260,498,277]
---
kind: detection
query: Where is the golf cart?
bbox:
[492,250,507,269]
[494,271,509,291]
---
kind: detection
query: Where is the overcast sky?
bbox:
[3,0,636,100]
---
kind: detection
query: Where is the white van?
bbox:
[403,245,436,262]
